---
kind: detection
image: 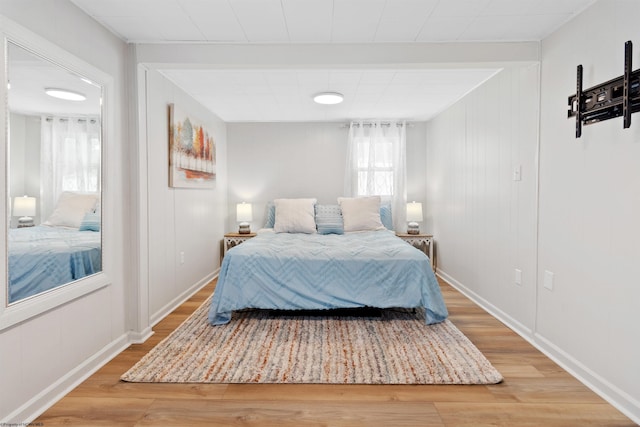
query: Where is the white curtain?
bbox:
[344,120,407,231]
[40,116,101,220]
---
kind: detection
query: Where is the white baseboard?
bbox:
[7,332,131,424]
[436,269,533,338]
[437,269,640,425]
[128,326,154,344]
[149,268,219,327]
[533,333,640,425]
[6,269,220,424]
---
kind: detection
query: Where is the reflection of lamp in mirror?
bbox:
[14,195,36,228]
[406,201,423,235]
[237,202,253,234]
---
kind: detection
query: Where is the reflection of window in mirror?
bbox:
[6,42,103,305]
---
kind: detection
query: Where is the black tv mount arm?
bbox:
[567,41,640,138]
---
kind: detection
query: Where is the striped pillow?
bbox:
[264,202,276,228]
[315,204,344,235]
[79,212,100,232]
[380,203,393,230]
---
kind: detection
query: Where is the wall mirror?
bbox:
[5,41,103,306]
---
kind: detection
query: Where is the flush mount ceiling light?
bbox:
[45,87,87,101]
[313,92,344,105]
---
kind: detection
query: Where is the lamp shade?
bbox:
[236,202,253,222]
[14,196,36,217]
[406,201,423,222]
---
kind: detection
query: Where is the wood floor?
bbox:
[36,277,635,426]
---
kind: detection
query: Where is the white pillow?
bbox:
[43,192,99,228]
[273,198,317,234]
[338,196,385,232]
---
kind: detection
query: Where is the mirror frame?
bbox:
[0,15,114,330]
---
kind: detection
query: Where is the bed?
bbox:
[8,191,102,303]
[208,197,448,326]
[8,225,101,304]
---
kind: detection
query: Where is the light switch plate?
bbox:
[513,165,522,181]
[544,270,554,290]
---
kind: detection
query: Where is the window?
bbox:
[41,116,101,220]
[354,134,394,196]
[344,121,407,230]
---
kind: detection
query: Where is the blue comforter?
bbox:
[8,226,102,303]
[208,229,448,325]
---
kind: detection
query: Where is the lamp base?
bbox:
[407,222,420,235]
[238,222,251,234]
[18,216,34,228]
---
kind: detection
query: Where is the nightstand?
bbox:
[396,233,434,270]
[223,232,256,258]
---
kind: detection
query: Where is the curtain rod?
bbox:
[340,121,414,128]
[45,116,98,123]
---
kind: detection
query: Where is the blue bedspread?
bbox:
[8,226,102,303]
[208,229,448,325]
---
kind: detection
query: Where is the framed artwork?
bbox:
[168,103,216,188]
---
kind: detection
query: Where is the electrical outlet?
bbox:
[180,251,185,265]
[544,270,554,290]
[515,269,522,286]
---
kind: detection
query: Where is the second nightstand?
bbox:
[223,232,256,258]
[396,233,435,270]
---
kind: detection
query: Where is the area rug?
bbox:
[121,297,502,385]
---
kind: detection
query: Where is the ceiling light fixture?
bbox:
[45,88,87,101]
[313,92,344,105]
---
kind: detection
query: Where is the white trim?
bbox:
[534,333,640,425]
[0,15,115,330]
[437,270,640,425]
[436,269,533,339]
[127,327,154,345]
[4,269,218,423]
[127,54,151,338]
[150,268,219,327]
[5,332,130,424]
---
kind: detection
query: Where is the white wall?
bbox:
[143,69,227,322]
[9,113,41,227]
[0,0,129,422]
[427,65,540,332]
[537,0,640,420]
[428,1,640,421]
[227,122,428,232]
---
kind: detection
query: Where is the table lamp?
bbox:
[236,202,253,234]
[14,195,36,227]
[406,201,423,235]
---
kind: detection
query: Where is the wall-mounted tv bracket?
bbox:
[568,41,640,138]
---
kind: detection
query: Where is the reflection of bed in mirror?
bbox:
[8,225,101,304]
[8,191,101,304]
[7,40,104,307]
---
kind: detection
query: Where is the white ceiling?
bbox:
[8,43,102,117]
[159,68,502,122]
[70,0,596,122]
[71,0,596,44]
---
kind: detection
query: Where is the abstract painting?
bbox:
[168,103,216,188]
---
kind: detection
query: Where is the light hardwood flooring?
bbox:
[36,277,635,426]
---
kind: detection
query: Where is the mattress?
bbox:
[208,229,448,325]
[8,225,102,303]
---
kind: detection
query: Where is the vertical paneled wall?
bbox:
[143,69,228,322]
[426,65,540,333]
[537,0,640,419]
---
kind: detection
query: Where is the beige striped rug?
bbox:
[121,298,502,384]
